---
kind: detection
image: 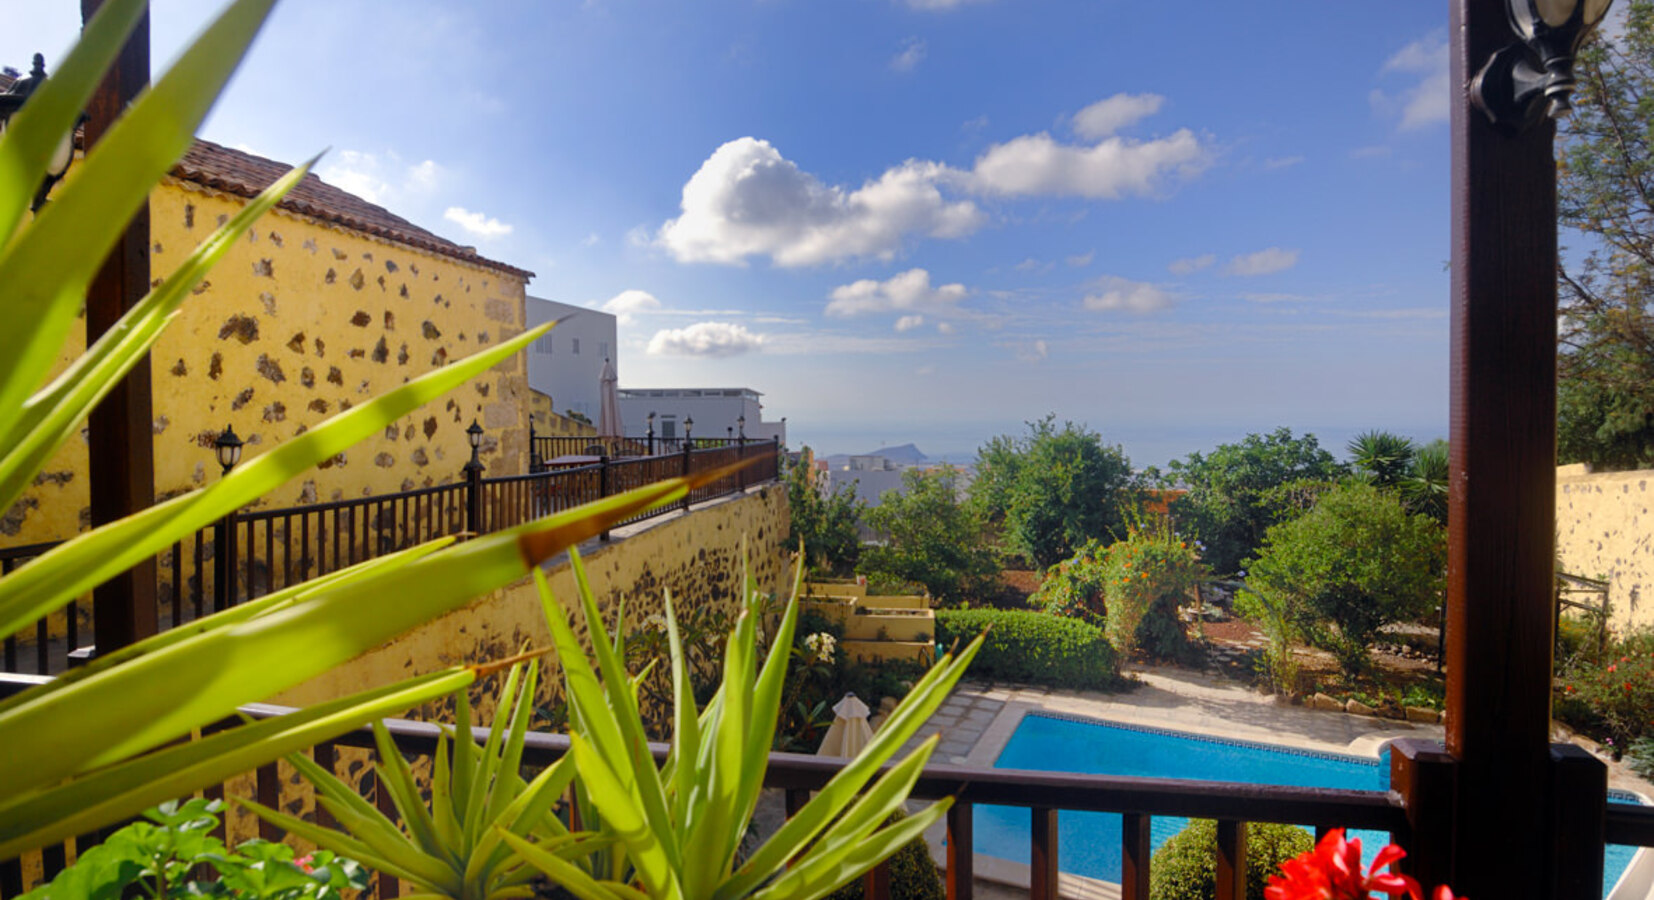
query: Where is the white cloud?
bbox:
[1168,253,1215,275]
[580,232,601,247]
[891,37,926,72]
[1071,93,1164,140]
[895,314,926,332]
[318,150,443,207]
[601,289,662,325]
[656,138,984,267]
[1224,247,1300,277]
[443,206,513,239]
[1066,250,1095,268]
[1240,292,1310,304]
[1263,155,1305,170]
[1374,34,1448,131]
[937,321,957,335]
[1015,257,1050,273]
[961,128,1210,199]
[1082,275,1177,313]
[1008,339,1049,362]
[646,321,765,357]
[825,268,969,318]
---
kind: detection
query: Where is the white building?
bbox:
[525,296,617,422]
[616,387,786,445]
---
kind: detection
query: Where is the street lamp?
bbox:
[0,54,77,211]
[684,416,694,442]
[737,414,746,440]
[1472,0,1615,131]
[464,419,485,472]
[214,425,243,475]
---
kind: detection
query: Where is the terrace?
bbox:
[2,1,1647,899]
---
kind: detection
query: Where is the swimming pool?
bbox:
[977,713,1642,899]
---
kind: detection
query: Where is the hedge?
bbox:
[823,812,945,900]
[935,608,1119,689]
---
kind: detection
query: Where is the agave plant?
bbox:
[498,550,985,900]
[0,0,717,860]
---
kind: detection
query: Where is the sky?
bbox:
[6,1,1459,466]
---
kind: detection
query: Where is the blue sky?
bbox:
[8,1,1456,465]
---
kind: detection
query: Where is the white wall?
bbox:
[617,388,786,445]
[525,297,617,421]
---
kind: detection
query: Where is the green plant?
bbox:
[1098,523,1204,659]
[0,0,721,857]
[934,607,1118,689]
[859,466,997,604]
[1245,481,1446,677]
[1031,539,1108,622]
[1234,584,1303,696]
[785,448,863,576]
[1149,818,1313,900]
[242,660,572,900]
[821,812,943,900]
[1557,628,1654,748]
[23,797,366,900]
[503,551,985,900]
[1347,430,1417,489]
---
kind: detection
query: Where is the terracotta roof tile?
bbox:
[172,139,532,280]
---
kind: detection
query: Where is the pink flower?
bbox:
[294,853,316,874]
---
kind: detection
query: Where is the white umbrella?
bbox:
[597,357,623,440]
[815,693,874,758]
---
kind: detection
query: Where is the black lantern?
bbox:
[214,425,244,475]
[465,419,484,472]
[1472,0,1615,131]
[684,416,694,441]
[737,414,746,439]
[0,54,77,211]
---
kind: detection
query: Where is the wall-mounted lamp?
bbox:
[1472,0,1615,132]
[214,425,244,475]
[0,54,77,211]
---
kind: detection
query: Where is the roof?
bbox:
[173,140,533,279]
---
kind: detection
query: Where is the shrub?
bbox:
[1149,818,1313,900]
[1032,539,1108,620]
[1558,628,1654,747]
[823,812,945,900]
[935,608,1119,689]
[1099,523,1204,659]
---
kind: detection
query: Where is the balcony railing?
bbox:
[0,437,780,676]
[2,678,1649,900]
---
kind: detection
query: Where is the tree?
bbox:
[859,466,997,603]
[1347,430,1416,488]
[784,448,863,575]
[1556,0,1654,470]
[1164,427,1346,576]
[972,416,1139,568]
[1245,482,1446,677]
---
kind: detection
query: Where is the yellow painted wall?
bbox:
[1,177,531,548]
[1557,463,1654,631]
[272,484,791,719]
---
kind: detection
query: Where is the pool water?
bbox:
[977,713,1640,898]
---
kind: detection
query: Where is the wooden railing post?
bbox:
[464,458,485,537]
[1215,820,1246,900]
[1030,807,1058,900]
[680,440,692,513]
[1548,743,1607,900]
[947,803,974,900]
[599,454,612,542]
[1121,813,1151,900]
[1389,739,1457,892]
[212,508,237,611]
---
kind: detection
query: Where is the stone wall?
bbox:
[1557,463,1654,631]
[1,178,530,547]
[272,484,792,719]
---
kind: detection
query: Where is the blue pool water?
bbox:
[977,713,1641,898]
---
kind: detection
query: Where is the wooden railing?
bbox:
[4,678,1649,900]
[0,438,781,676]
[530,432,753,464]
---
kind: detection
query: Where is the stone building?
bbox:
[1,139,535,547]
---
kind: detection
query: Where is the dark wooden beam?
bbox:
[1447,0,1564,894]
[81,0,157,654]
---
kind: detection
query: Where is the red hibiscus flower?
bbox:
[1264,829,1422,900]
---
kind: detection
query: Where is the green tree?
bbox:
[1164,427,1346,576]
[1401,438,1449,524]
[859,466,997,603]
[1556,0,1654,470]
[972,416,1139,568]
[784,448,863,575]
[1347,430,1417,488]
[1245,481,1446,677]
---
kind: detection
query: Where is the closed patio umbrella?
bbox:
[597,357,623,440]
[815,693,874,758]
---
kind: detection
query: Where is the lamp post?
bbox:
[1471,0,1614,131]
[211,426,243,612]
[528,419,541,473]
[736,414,748,490]
[646,411,656,456]
[680,416,694,513]
[464,420,485,535]
[0,54,78,211]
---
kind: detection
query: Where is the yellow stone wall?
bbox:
[1,177,531,548]
[1557,463,1654,632]
[530,389,600,439]
[272,484,791,720]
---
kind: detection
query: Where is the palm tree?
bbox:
[1348,430,1417,488]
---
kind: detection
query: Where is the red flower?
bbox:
[1265,830,1421,900]
[294,853,316,874]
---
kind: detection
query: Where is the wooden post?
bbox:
[1390,739,1458,893]
[1215,820,1246,900]
[464,459,484,536]
[1548,743,1607,900]
[680,439,692,513]
[599,453,611,542]
[1030,807,1057,900]
[82,0,157,656]
[1446,1,1565,895]
[1120,813,1151,900]
[947,803,974,900]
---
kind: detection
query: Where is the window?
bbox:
[572,338,581,355]
[535,335,554,354]
[661,418,677,439]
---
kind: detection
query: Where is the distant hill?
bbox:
[823,443,930,468]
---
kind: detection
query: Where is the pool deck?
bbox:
[901,663,1444,900]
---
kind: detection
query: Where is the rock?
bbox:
[1312,692,1343,712]
[1405,705,1439,724]
[1346,699,1376,717]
